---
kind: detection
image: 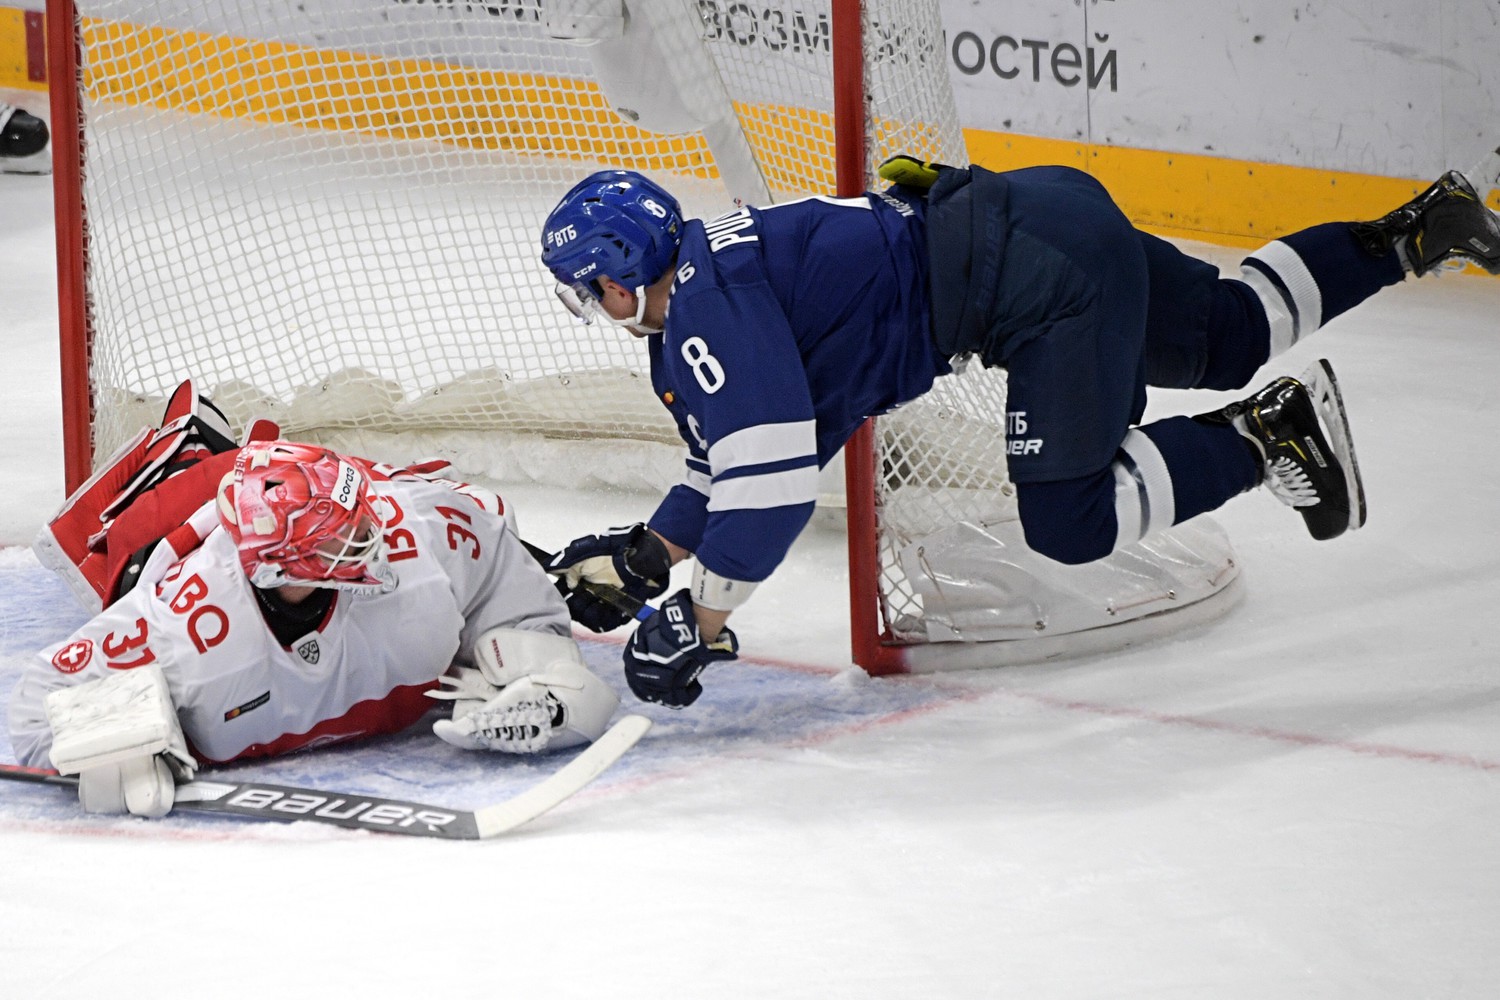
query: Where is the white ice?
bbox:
[2,165,1500,1000]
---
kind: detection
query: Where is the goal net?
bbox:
[50,0,1238,672]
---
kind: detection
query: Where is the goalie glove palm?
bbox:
[431,673,558,754]
[428,629,621,754]
[623,589,738,708]
[546,523,671,632]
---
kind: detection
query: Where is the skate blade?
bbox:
[1299,358,1367,531]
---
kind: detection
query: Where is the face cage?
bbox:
[554,280,653,331]
[248,510,393,592]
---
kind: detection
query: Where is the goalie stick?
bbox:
[0,714,651,839]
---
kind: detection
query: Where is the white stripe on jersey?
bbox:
[681,464,712,496]
[707,466,820,512]
[707,420,817,476]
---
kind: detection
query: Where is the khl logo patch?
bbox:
[297,638,320,664]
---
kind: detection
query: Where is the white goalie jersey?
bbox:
[8,476,572,768]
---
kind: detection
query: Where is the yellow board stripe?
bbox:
[82,18,723,174]
[965,129,1500,254]
[65,15,1500,257]
[0,7,46,92]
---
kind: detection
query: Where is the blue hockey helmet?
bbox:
[540,170,684,324]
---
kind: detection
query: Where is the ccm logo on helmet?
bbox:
[333,461,361,510]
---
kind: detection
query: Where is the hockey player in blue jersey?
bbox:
[539,163,1500,708]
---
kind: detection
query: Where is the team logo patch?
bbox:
[51,639,93,674]
[296,638,321,664]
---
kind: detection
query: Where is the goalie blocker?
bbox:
[45,664,197,817]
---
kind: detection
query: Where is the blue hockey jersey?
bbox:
[646,190,948,583]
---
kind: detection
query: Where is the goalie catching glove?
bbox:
[623,589,738,708]
[428,628,619,754]
[44,663,198,818]
[544,523,672,632]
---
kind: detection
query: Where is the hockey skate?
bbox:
[1352,170,1500,276]
[0,103,50,175]
[1203,359,1366,542]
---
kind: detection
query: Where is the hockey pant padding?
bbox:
[1136,231,1268,392]
[1015,416,1259,564]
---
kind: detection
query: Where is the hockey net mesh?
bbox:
[62,0,1028,642]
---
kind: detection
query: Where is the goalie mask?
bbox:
[216,442,392,592]
[540,169,683,329]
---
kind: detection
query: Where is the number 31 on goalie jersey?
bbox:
[377,496,485,564]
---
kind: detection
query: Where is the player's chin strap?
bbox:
[598,284,660,334]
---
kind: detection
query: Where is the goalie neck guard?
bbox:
[540,169,683,325]
[216,442,392,592]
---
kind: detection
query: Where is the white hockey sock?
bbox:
[1239,239,1325,359]
[1111,429,1177,550]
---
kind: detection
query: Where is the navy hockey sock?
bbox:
[1137,415,1261,521]
[1108,416,1258,552]
[1014,416,1257,565]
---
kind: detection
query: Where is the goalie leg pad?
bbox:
[32,427,154,612]
[45,664,198,818]
[35,379,242,612]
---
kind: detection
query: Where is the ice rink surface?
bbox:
[2,167,1499,999]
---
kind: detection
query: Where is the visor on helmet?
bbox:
[553,279,656,332]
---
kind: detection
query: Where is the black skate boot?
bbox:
[1198,360,1366,541]
[0,103,49,175]
[1351,171,1500,276]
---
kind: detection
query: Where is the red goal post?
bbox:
[47,0,1239,673]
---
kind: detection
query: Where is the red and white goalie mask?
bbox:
[216,442,392,592]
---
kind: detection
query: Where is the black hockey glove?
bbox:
[546,523,672,632]
[623,589,738,709]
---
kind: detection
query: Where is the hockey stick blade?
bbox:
[473,713,650,836]
[0,714,651,839]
